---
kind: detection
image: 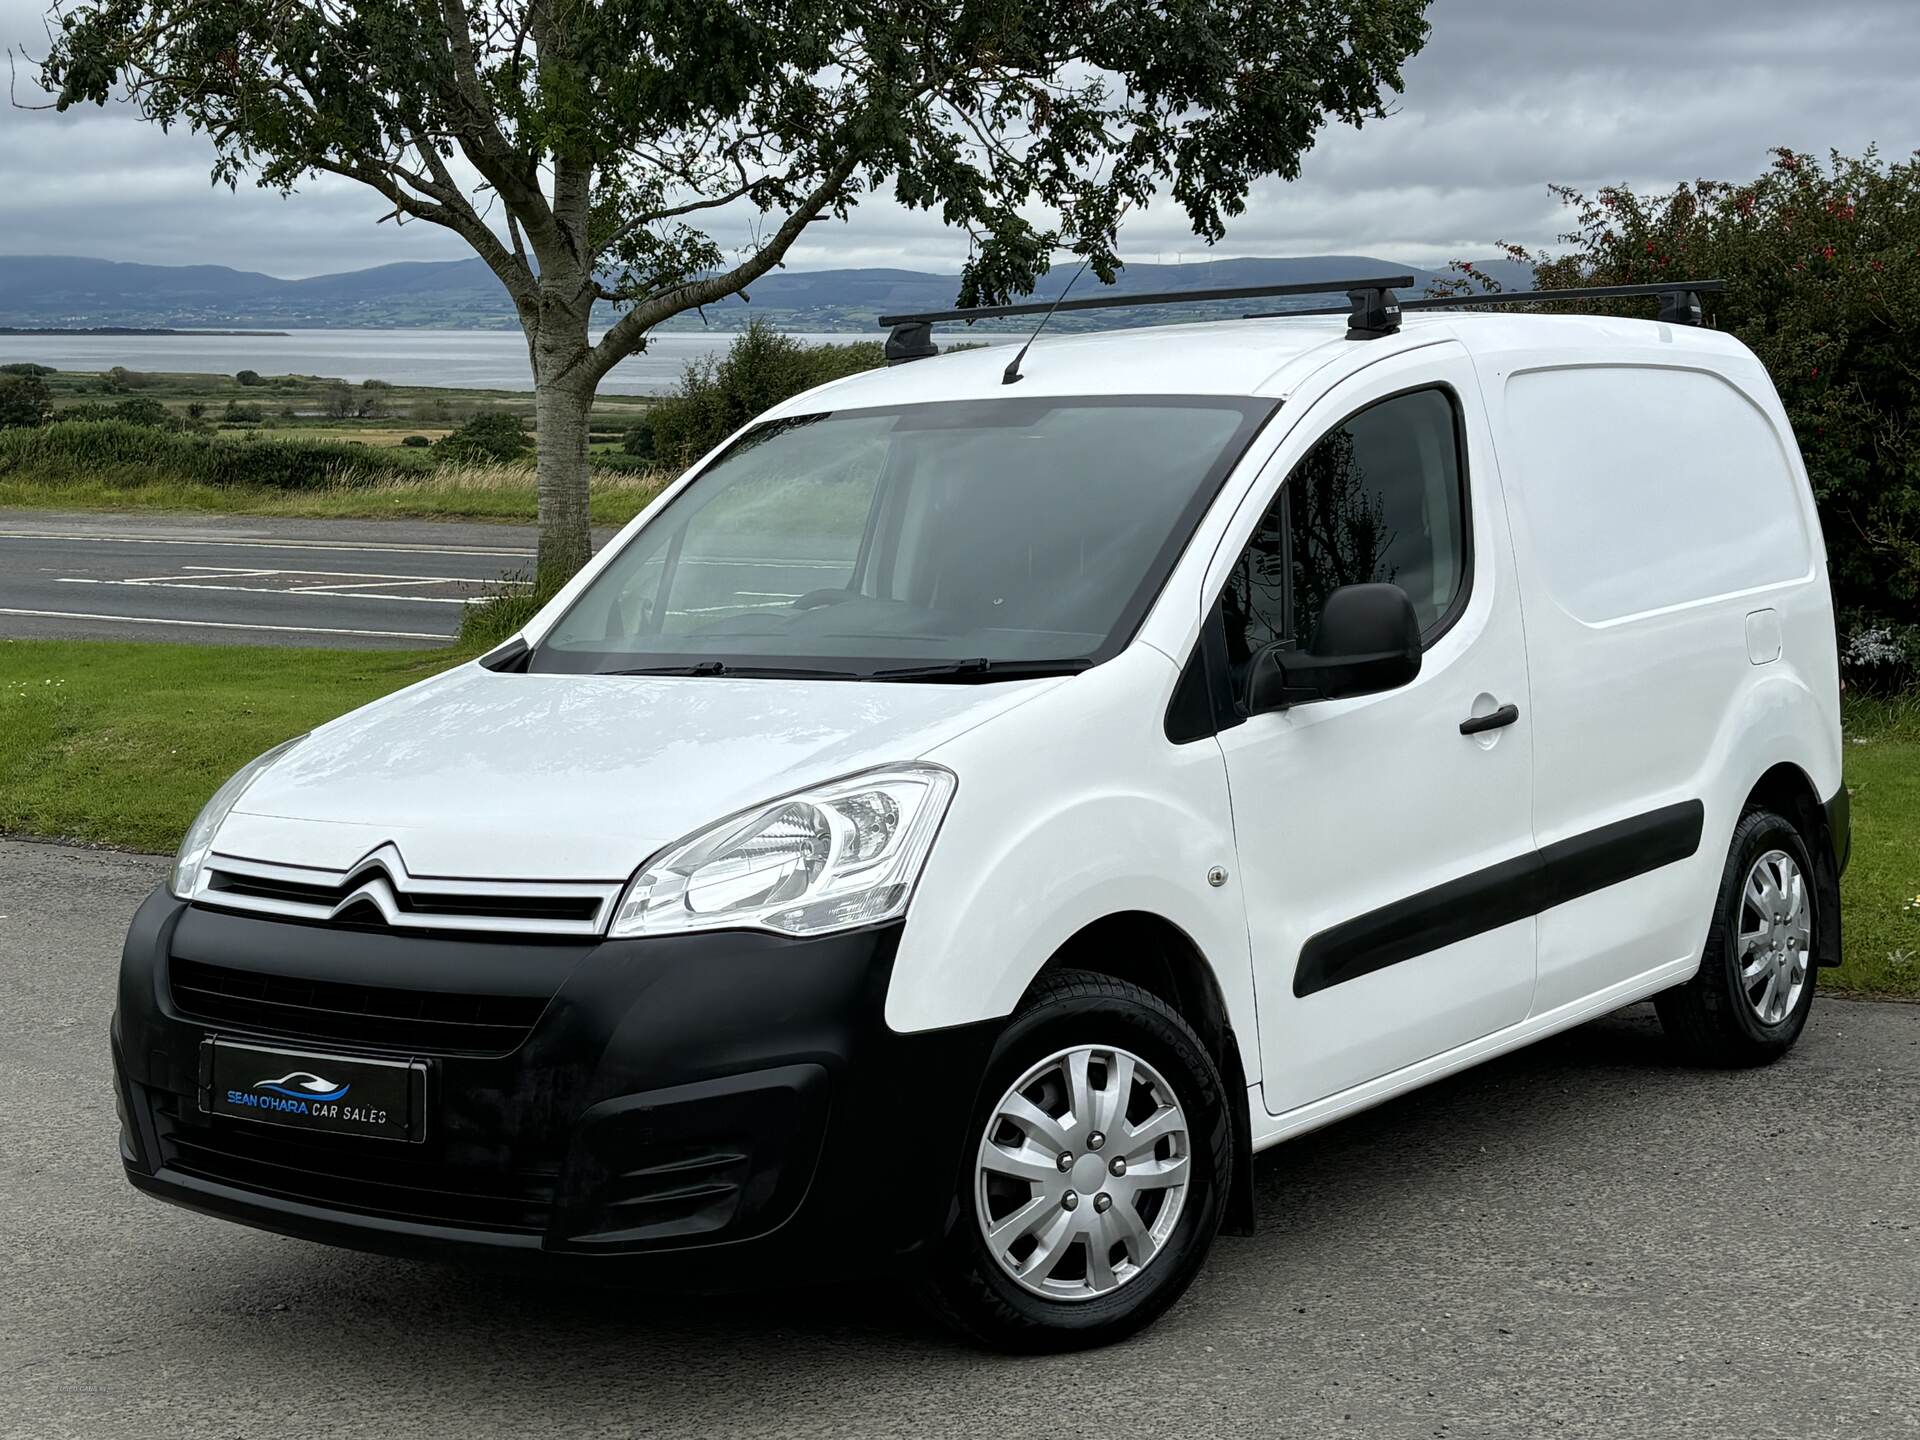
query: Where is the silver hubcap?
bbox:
[1739,849,1812,1025]
[974,1044,1191,1302]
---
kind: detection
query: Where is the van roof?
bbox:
[769,311,1753,416]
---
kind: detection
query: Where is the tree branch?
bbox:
[583,149,864,387]
[311,152,536,309]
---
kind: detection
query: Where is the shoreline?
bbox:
[0,326,291,338]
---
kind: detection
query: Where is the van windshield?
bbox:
[531,395,1274,678]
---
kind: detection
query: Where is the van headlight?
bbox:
[610,764,956,938]
[169,736,306,900]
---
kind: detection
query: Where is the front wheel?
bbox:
[916,970,1232,1352]
[1656,807,1820,1066]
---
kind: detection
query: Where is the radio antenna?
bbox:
[1001,252,1095,386]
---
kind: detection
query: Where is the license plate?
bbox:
[203,1040,425,1142]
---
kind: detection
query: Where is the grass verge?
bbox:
[1832,695,1920,995]
[2,635,1915,998]
[0,640,462,853]
[0,461,670,526]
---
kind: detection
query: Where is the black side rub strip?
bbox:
[1294,800,1707,998]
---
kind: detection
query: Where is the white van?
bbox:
[115,279,1847,1352]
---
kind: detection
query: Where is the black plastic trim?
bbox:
[478,637,530,672]
[1823,784,1851,877]
[115,893,1001,1282]
[1164,595,1245,744]
[1294,800,1707,997]
[1459,702,1520,736]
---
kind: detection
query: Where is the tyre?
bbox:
[1656,807,1820,1066]
[917,969,1232,1353]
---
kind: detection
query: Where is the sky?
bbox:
[2,0,1917,280]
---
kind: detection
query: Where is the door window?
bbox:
[1221,387,1468,670]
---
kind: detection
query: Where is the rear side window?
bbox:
[1222,386,1468,667]
[1502,366,1813,623]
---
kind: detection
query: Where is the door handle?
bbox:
[1459,702,1520,736]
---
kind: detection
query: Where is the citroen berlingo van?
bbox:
[114,278,1848,1352]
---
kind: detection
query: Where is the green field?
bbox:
[1,636,1914,999]
[1,366,665,523]
[30,364,652,441]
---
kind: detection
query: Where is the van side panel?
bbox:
[1476,349,1840,1013]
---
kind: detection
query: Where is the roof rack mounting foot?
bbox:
[1657,289,1704,326]
[1346,285,1402,340]
[885,321,938,365]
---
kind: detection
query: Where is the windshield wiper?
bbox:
[865,657,1094,683]
[605,661,862,679]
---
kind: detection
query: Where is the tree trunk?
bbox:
[528,267,598,594]
[532,375,594,590]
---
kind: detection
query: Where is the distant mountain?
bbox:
[0,252,1534,333]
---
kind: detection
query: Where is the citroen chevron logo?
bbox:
[329,843,413,925]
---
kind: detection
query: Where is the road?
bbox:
[3,837,1917,1440]
[0,511,866,650]
[0,511,575,649]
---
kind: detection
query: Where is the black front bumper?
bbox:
[113,890,998,1287]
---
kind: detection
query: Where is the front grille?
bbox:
[152,1094,557,1234]
[196,848,621,938]
[206,870,603,924]
[171,957,551,1056]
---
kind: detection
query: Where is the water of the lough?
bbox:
[0,327,1013,395]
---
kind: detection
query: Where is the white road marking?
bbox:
[1,529,839,569]
[167,564,518,587]
[51,562,531,607]
[0,530,532,559]
[287,577,481,594]
[174,564,531,585]
[55,577,474,606]
[0,607,447,640]
[119,567,278,583]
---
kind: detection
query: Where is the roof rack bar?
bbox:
[1248,279,1728,325]
[1398,279,1726,313]
[877,275,1417,327]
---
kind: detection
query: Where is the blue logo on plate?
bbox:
[254,1070,351,1103]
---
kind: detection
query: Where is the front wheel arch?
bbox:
[1026,914,1256,1235]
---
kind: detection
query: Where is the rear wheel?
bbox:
[917,970,1231,1352]
[1656,808,1819,1065]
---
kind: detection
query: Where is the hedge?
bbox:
[0,420,431,491]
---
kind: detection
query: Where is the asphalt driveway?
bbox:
[3,837,1916,1439]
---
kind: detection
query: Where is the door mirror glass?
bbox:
[1246,583,1422,713]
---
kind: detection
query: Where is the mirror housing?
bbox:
[1246,582,1422,714]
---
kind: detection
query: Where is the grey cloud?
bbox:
[3,0,1917,278]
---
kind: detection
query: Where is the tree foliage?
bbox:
[1447,148,1920,689]
[648,322,884,466]
[0,372,55,429]
[434,410,531,462]
[34,0,1432,584]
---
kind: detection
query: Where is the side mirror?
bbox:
[1246,582,1422,714]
